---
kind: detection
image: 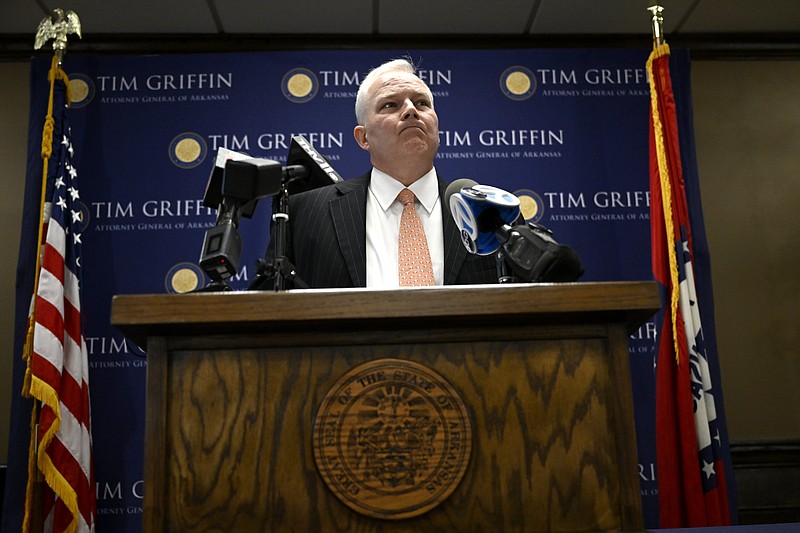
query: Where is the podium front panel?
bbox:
[112,283,656,532]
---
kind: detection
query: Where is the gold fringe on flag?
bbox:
[646,42,682,363]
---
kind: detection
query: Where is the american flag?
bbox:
[23,60,96,533]
[647,43,732,527]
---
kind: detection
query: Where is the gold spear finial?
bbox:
[647,2,665,49]
[34,8,82,64]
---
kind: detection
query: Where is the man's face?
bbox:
[354,71,439,176]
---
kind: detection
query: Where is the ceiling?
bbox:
[1,0,799,60]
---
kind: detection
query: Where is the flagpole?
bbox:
[648,2,666,49]
[25,10,84,533]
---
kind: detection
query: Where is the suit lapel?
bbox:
[439,178,469,285]
[329,176,369,287]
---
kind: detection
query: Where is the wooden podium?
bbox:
[111,281,658,532]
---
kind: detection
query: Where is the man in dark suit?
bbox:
[275,58,498,289]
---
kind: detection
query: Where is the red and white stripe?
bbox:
[30,189,95,533]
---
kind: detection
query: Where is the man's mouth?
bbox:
[401,125,425,134]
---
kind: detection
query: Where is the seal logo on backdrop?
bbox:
[168,132,207,169]
[76,201,91,232]
[500,66,537,101]
[282,68,319,103]
[67,73,94,108]
[313,358,472,520]
[515,189,545,223]
[165,262,205,293]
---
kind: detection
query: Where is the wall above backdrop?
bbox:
[1,0,799,59]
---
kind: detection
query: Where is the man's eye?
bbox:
[417,100,430,108]
[381,102,396,109]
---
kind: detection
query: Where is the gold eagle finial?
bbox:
[34,8,82,62]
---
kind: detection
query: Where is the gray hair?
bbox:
[354,57,431,125]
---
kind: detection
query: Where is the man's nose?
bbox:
[400,99,419,119]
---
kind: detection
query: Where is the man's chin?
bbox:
[401,138,434,153]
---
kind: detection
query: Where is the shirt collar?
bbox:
[369,167,439,214]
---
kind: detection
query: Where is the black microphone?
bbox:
[199,156,283,285]
[284,135,343,195]
[202,149,283,219]
[445,179,584,283]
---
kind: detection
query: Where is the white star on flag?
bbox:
[702,460,715,479]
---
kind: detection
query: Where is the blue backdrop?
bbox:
[7,48,726,532]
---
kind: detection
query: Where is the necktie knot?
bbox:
[397,188,415,206]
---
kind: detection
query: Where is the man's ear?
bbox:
[353,125,369,151]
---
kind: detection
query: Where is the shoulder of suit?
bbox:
[338,173,370,190]
[289,173,369,205]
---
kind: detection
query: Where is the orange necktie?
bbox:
[397,189,435,287]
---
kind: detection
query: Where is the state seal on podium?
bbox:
[312,358,473,520]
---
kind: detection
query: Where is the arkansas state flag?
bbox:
[647,43,733,528]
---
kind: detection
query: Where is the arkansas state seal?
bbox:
[312,358,472,520]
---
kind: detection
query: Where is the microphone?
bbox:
[201,148,283,219]
[445,178,522,255]
[198,137,345,291]
[445,179,584,283]
[202,148,249,211]
[202,135,340,215]
[284,135,343,195]
[199,155,283,285]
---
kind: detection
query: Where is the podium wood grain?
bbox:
[112,282,658,532]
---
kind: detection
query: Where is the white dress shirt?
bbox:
[365,167,444,288]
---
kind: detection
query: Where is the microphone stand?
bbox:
[495,250,517,283]
[248,181,308,291]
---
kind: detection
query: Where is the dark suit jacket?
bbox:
[278,173,498,288]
